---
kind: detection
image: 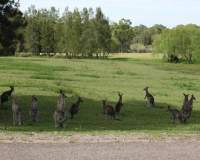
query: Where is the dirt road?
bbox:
[1,140,200,160]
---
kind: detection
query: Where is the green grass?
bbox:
[0,53,200,135]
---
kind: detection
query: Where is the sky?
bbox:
[19,0,200,28]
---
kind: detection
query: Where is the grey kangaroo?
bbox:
[183,94,196,120]
[56,90,66,112]
[115,92,124,114]
[69,97,83,119]
[30,95,38,122]
[144,87,155,107]
[11,95,22,126]
[102,100,116,119]
[182,93,189,111]
[53,110,66,128]
[0,86,14,108]
[167,106,184,124]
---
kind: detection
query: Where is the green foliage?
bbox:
[153,24,200,63]
[131,24,166,52]
[23,7,111,58]
[111,19,133,52]
[0,0,26,55]
[24,6,59,55]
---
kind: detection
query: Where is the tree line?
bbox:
[0,1,167,58]
[1,0,200,62]
[22,6,167,58]
[153,24,200,63]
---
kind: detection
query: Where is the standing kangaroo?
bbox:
[182,93,189,111]
[69,97,83,119]
[144,87,155,107]
[102,100,116,119]
[11,95,22,126]
[56,90,66,112]
[53,110,66,128]
[30,95,38,122]
[0,86,14,107]
[183,94,196,120]
[115,92,123,114]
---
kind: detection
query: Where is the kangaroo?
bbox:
[115,92,123,114]
[144,87,155,107]
[182,93,189,111]
[53,110,66,128]
[183,94,196,119]
[1,86,14,107]
[102,100,116,119]
[56,90,66,112]
[11,95,22,126]
[167,106,183,124]
[69,97,83,119]
[30,95,38,122]
[102,99,107,114]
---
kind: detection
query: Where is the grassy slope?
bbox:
[0,54,200,134]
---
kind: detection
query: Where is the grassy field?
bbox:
[0,53,200,135]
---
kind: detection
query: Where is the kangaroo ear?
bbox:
[10,86,14,90]
[192,95,196,100]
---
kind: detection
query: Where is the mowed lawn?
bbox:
[0,54,200,134]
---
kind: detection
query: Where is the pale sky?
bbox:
[19,0,200,27]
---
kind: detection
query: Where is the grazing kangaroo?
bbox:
[144,87,154,107]
[102,100,116,119]
[1,86,14,107]
[30,96,38,122]
[56,90,66,111]
[69,97,83,119]
[115,92,123,114]
[167,106,184,124]
[53,110,66,128]
[11,95,22,126]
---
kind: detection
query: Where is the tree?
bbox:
[40,7,59,54]
[93,8,111,58]
[24,6,59,55]
[80,8,97,57]
[61,8,82,58]
[0,0,26,55]
[112,19,133,52]
[24,5,42,54]
[153,24,200,63]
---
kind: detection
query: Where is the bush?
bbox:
[15,52,33,57]
[130,43,152,53]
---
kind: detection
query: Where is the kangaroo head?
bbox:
[32,95,38,101]
[183,93,189,98]
[118,92,123,98]
[144,86,149,91]
[10,86,14,91]
[167,105,171,112]
[78,97,83,103]
[59,90,66,98]
[102,100,106,106]
[191,94,196,101]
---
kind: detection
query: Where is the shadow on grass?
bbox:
[0,95,199,133]
[108,57,147,64]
